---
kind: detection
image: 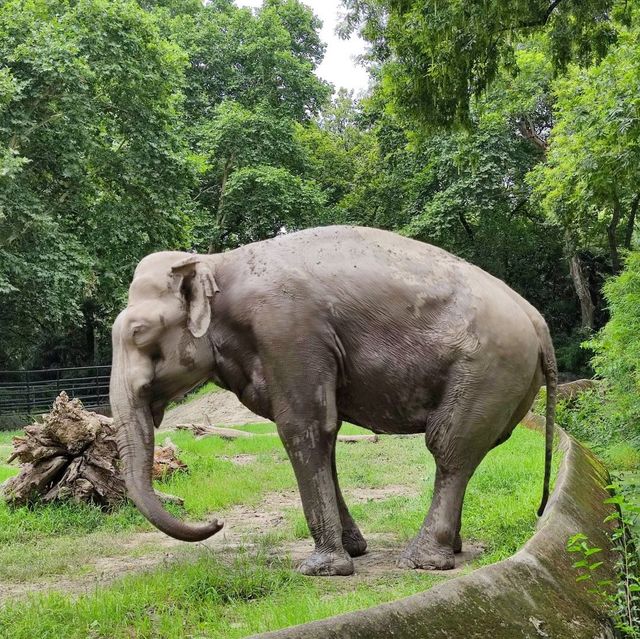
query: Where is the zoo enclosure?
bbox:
[0,366,112,416]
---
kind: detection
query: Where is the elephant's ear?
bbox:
[170,255,220,338]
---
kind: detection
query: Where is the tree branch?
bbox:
[458,211,475,241]
[518,0,566,29]
[517,117,548,152]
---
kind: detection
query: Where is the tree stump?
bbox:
[2,392,187,509]
[153,438,188,480]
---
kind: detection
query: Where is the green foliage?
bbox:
[590,253,640,417]
[560,253,640,451]
[219,165,326,247]
[0,0,194,367]
[567,481,640,638]
[529,24,640,274]
[0,0,333,368]
[343,0,624,126]
[151,0,332,253]
[554,330,594,377]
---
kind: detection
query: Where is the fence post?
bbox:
[25,369,32,414]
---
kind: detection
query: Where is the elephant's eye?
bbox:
[131,322,149,337]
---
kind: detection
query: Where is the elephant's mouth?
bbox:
[151,401,166,429]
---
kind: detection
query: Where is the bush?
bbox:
[558,253,640,456]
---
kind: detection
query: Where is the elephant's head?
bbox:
[110,251,223,541]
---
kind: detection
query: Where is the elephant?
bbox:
[109,225,557,577]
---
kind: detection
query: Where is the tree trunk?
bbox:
[517,117,548,151]
[568,252,595,331]
[208,153,235,254]
[457,212,475,241]
[607,194,622,274]
[624,192,640,250]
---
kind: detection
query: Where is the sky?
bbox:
[234,0,370,95]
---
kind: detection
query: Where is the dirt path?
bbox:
[160,390,264,430]
[0,485,483,604]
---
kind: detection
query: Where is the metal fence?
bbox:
[0,366,111,416]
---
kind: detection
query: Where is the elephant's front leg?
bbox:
[278,419,354,576]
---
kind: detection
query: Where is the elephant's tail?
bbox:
[537,324,557,517]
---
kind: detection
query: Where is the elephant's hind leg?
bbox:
[331,438,367,557]
[398,380,519,571]
[397,460,474,570]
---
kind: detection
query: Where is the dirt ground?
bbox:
[160,390,264,429]
[0,484,482,604]
[0,395,482,604]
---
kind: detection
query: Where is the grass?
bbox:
[0,545,447,639]
[0,421,560,638]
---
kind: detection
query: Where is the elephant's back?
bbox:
[222,226,544,434]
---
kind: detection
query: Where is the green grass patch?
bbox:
[0,430,20,446]
[601,442,640,471]
[0,533,139,582]
[0,431,19,484]
[0,423,559,638]
[0,543,447,639]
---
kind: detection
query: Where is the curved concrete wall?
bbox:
[252,427,617,639]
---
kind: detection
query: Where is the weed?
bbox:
[568,480,640,638]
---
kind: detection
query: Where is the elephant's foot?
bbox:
[298,550,354,576]
[397,538,455,571]
[453,533,462,554]
[342,527,367,557]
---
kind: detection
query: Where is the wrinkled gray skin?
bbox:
[110,226,557,576]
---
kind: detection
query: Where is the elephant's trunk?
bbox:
[110,329,222,542]
[116,407,223,542]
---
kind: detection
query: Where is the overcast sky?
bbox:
[234,0,370,95]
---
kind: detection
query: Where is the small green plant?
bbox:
[568,482,640,638]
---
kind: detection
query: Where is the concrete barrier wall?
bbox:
[253,428,617,639]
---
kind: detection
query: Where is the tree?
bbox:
[0,0,193,367]
[529,24,640,329]
[191,100,308,251]
[219,165,327,247]
[148,0,332,253]
[530,26,640,269]
[342,0,627,126]
[163,0,330,120]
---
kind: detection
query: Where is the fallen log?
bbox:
[175,423,254,439]
[153,438,188,479]
[555,378,597,401]
[175,421,379,444]
[337,434,379,443]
